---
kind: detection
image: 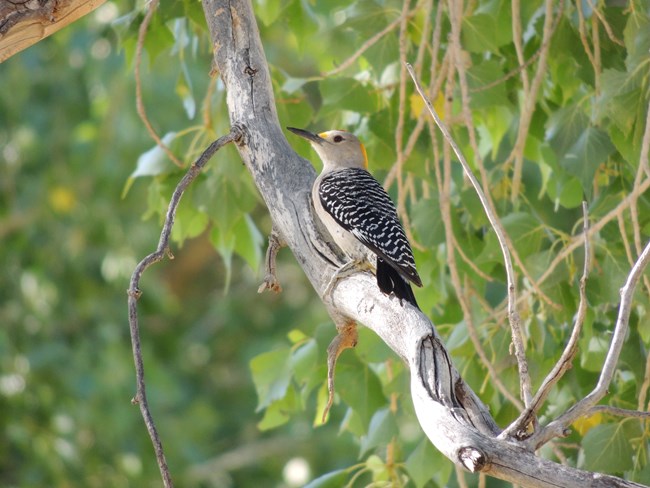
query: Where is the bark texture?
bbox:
[0,0,105,62]
[201,1,646,486]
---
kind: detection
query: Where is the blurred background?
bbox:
[0,2,362,486]
[3,0,650,486]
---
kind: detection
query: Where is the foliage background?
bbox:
[1,0,650,486]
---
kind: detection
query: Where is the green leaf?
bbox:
[144,13,175,63]
[129,132,178,179]
[290,339,318,386]
[354,327,393,364]
[303,469,348,488]
[319,78,381,115]
[582,422,637,473]
[500,212,544,259]
[336,354,386,429]
[250,348,291,410]
[547,175,583,210]
[411,195,445,248]
[478,106,514,159]
[462,12,511,53]
[546,104,589,157]
[624,9,650,69]
[580,336,609,373]
[359,407,396,456]
[232,214,264,272]
[176,70,195,120]
[466,60,509,110]
[209,224,235,290]
[559,127,615,199]
[406,437,452,488]
[171,198,209,246]
[254,0,282,26]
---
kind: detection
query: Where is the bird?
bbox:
[288,127,423,421]
[287,127,422,308]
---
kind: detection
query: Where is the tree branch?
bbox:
[501,202,592,440]
[528,238,650,449]
[127,129,242,488]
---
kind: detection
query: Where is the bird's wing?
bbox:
[318,168,422,286]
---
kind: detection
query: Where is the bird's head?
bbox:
[287,127,368,170]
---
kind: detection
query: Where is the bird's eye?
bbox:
[333,135,344,143]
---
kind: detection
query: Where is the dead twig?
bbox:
[528,238,650,449]
[501,202,591,440]
[588,405,650,419]
[127,128,242,488]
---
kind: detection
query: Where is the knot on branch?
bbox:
[230,123,247,147]
[458,446,487,472]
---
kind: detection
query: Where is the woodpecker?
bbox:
[287,127,422,308]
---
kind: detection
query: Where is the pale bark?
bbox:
[200,1,647,486]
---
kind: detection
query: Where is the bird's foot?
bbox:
[257,227,285,294]
[322,320,358,422]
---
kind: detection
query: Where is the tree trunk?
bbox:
[200,1,645,486]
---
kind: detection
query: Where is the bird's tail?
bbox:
[376,258,419,309]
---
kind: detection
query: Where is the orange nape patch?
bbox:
[360,142,368,169]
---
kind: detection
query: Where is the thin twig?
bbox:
[592,12,602,95]
[638,352,650,411]
[631,101,650,297]
[394,0,421,252]
[510,0,559,202]
[501,203,591,439]
[407,61,533,408]
[588,405,650,419]
[511,0,529,93]
[455,465,469,488]
[427,66,523,410]
[135,0,183,168]
[576,0,597,90]
[586,0,625,47]
[529,238,650,449]
[127,129,241,487]
[451,233,495,283]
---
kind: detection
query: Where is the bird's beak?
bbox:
[287,127,325,145]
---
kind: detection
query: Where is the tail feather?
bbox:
[376,258,419,308]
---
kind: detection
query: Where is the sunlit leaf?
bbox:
[250,348,292,411]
